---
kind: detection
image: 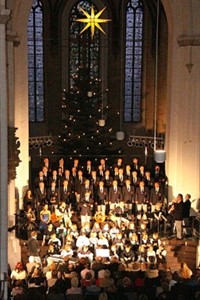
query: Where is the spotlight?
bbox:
[139,142,143,148]
[33,143,40,149]
[150,143,155,149]
[135,142,140,147]
[127,141,133,147]
[144,142,149,147]
[46,140,52,147]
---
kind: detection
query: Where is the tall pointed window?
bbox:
[28,0,44,122]
[124,0,143,122]
[69,1,100,92]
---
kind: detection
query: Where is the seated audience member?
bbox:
[66,276,83,295]
[26,256,41,274]
[47,233,62,254]
[120,243,135,267]
[76,231,90,251]
[45,262,57,281]
[11,279,26,299]
[68,223,79,240]
[65,233,76,249]
[28,266,46,294]
[85,277,101,295]
[156,244,167,265]
[177,262,193,280]
[56,221,67,245]
[78,245,93,263]
[150,232,161,252]
[92,256,106,278]
[156,282,171,300]
[46,244,58,257]
[46,269,59,292]
[80,271,93,289]
[60,244,73,259]
[80,262,95,280]
[97,232,109,249]
[89,231,99,251]
[98,269,116,291]
[117,276,134,293]
[146,245,157,264]
[145,263,159,280]
[110,244,119,260]
[42,222,56,246]
[111,232,124,253]
[10,262,27,283]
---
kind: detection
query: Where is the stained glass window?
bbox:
[124,0,143,122]
[28,0,44,122]
[69,1,100,92]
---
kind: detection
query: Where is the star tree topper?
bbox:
[75,6,111,38]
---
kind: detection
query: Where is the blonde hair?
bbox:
[179,262,192,279]
[99,293,108,300]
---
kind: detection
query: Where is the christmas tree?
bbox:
[58,67,119,156]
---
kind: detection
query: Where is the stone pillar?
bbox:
[13,3,30,209]
[165,1,200,208]
[7,30,21,270]
[0,7,11,300]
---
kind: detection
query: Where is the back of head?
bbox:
[104,269,111,278]
[31,231,37,238]
[99,293,108,300]
[195,291,200,300]
[138,295,149,300]
[71,276,79,287]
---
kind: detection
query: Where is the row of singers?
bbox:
[27,179,164,212]
[34,157,167,190]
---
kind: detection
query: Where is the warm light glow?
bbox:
[75,6,111,38]
[87,91,93,97]
[98,119,105,127]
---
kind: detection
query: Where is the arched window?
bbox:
[124,0,144,122]
[28,0,44,122]
[69,1,100,91]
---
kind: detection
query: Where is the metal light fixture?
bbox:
[153,0,166,163]
[98,92,105,127]
[29,135,54,149]
[116,41,125,141]
[98,81,106,127]
[127,135,164,149]
[116,131,125,140]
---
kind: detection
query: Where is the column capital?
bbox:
[6,30,20,47]
[0,8,11,24]
[177,35,200,47]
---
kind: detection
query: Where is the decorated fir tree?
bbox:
[58,67,119,156]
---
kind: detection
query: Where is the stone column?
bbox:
[0,7,11,300]
[7,30,21,271]
[165,1,200,207]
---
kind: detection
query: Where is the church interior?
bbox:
[0,0,200,299]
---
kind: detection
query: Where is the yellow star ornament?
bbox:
[75,6,111,39]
